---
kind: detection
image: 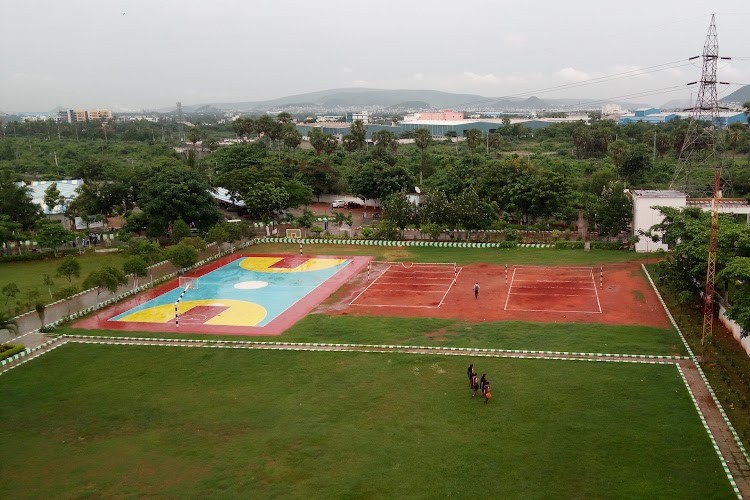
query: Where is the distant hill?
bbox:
[721,85,750,106]
[660,98,692,110]
[169,88,651,114]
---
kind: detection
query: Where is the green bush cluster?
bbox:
[554,241,585,250]
[0,344,25,361]
[0,248,82,263]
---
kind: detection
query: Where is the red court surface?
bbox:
[319,262,671,329]
[73,253,371,336]
[504,266,601,313]
[350,263,460,308]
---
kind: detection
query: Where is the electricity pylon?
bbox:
[670,14,731,195]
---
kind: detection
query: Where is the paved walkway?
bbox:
[2,335,748,498]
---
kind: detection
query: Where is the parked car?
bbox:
[345,201,363,209]
[331,199,346,208]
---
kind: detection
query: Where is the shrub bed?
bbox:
[0,344,25,361]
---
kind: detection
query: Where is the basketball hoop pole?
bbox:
[300,241,303,256]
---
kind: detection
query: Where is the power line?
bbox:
[453,59,695,109]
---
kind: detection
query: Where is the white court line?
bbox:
[505,266,600,313]
[591,267,603,313]
[504,307,602,314]
[503,266,517,310]
[350,303,441,308]
[351,267,461,308]
[348,264,391,306]
[513,265,594,270]
[513,279,592,284]
[437,267,462,308]
[372,281,454,286]
[509,292,599,298]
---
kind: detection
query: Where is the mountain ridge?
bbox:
[161,88,651,114]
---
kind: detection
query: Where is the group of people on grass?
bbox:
[467,364,491,403]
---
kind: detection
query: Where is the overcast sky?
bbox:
[1,0,749,112]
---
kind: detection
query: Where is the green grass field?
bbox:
[0,251,128,315]
[0,343,733,498]
[59,315,688,357]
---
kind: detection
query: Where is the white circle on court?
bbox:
[234,281,269,290]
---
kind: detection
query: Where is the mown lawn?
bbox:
[0,251,128,315]
[0,343,732,498]
[59,315,688,357]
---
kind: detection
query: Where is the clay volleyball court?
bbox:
[504,266,601,313]
[349,262,460,308]
[326,261,671,329]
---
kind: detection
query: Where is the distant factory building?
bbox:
[618,108,747,126]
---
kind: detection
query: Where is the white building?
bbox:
[630,189,750,252]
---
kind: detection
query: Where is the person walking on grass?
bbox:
[483,379,491,404]
[479,374,487,394]
[471,372,479,397]
[468,364,476,388]
[474,282,480,299]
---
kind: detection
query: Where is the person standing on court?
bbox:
[474,282,480,299]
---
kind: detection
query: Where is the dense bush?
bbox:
[554,241,585,250]
[0,248,82,263]
[0,344,25,361]
[495,241,518,249]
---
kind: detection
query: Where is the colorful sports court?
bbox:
[74,254,370,335]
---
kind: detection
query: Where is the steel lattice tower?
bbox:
[671,14,728,194]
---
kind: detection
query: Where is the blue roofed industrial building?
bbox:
[618,108,748,126]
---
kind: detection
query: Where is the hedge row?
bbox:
[0,248,83,263]
[0,344,25,361]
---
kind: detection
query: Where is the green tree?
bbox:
[2,282,20,307]
[465,129,483,151]
[36,220,72,256]
[373,130,397,152]
[166,242,199,270]
[82,265,127,297]
[282,124,302,151]
[453,188,498,238]
[619,144,652,185]
[349,120,367,151]
[123,256,148,289]
[137,165,222,233]
[593,181,632,238]
[242,182,289,223]
[125,238,164,264]
[171,219,191,242]
[717,258,750,338]
[206,224,229,254]
[43,183,64,213]
[607,140,628,172]
[43,274,55,299]
[414,128,432,152]
[56,256,81,284]
[419,189,454,228]
[0,215,20,255]
[382,192,417,235]
[0,172,40,230]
